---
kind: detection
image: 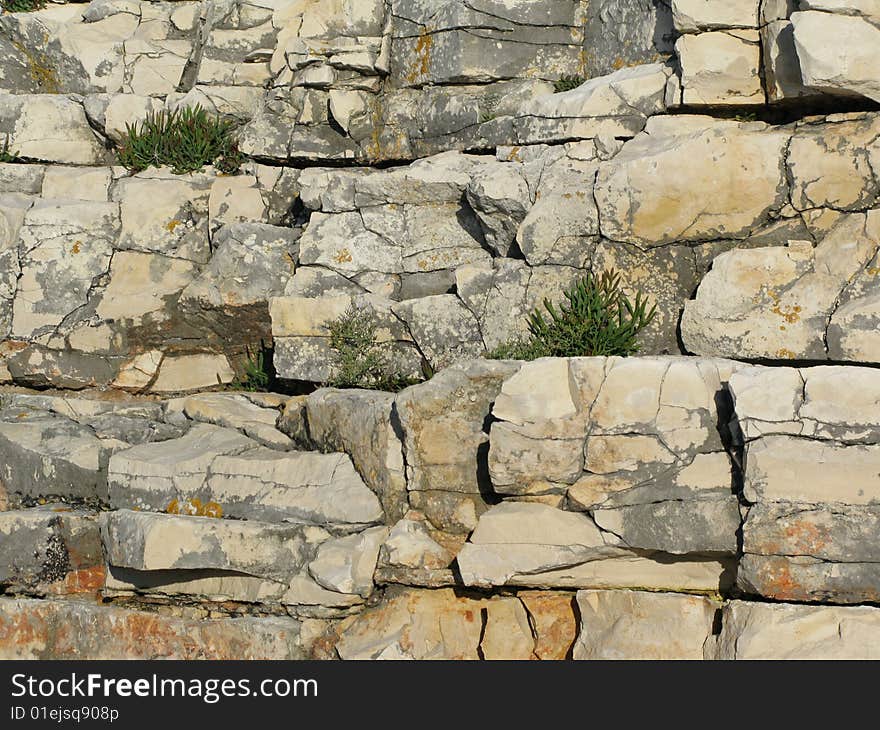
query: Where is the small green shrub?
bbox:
[554,75,585,93]
[326,304,419,392]
[116,106,243,175]
[490,269,657,360]
[733,111,758,122]
[231,342,273,392]
[1,0,47,12]
[0,135,18,163]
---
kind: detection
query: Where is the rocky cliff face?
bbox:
[1,0,879,660]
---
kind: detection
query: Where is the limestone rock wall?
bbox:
[1,0,879,388]
[1,0,880,660]
[3,357,880,659]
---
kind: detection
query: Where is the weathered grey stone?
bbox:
[80,413,186,446]
[391,294,486,370]
[0,506,102,595]
[294,388,408,522]
[11,200,118,340]
[465,160,530,257]
[107,423,255,510]
[580,0,675,78]
[271,293,423,382]
[181,393,291,450]
[0,407,112,504]
[574,589,719,659]
[457,502,732,592]
[455,260,584,352]
[112,170,213,263]
[389,0,585,87]
[0,598,305,659]
[179,223,300,346]
[708,600,880,659]
[100,509,314,582]
[108,424,383,527]
[515,155,598,267]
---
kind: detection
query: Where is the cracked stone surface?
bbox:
[682,211,880,363]
[0,597,306,660]
[489,357,743,556]
[731,364,880,603]
[2,0,880,661]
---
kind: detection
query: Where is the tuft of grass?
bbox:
[1,0,46,12]
[326,304,419,392]
[116,105,243,175]
[490,269,657,360]
[231,342,274,392]
[0,135,19,163]
[733,111,758,122]
[554,74,585,93]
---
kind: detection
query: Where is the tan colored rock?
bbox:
[103,94,163,143]
[708,600,880,659]
[788,115,880,211]
[518,592,579,660]
[2,94,105,164]
[112,351,163,391]
[671,0,761,32]
[676,31,765,106]
[762,20,812,102]
[299,388,407,522]
[308,526,388,597]
[394,359,520,532]
[41,166,111,201]
[792,11,880,102]
[489,357,741,554]
[682,213,880,361]
[96,251,198,326]
[481,600,535,660]
[595,117,789,246]
[335,588,486,660]
[574,590,719,660]
[149,354,235,393]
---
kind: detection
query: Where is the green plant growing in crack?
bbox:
[489,269,657,360]
[326,304,420,392]
[554,74,585,93]
[231,342,274,392]
[0,135,19,163]
[116,105,244,175]
[1,0,47,12]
